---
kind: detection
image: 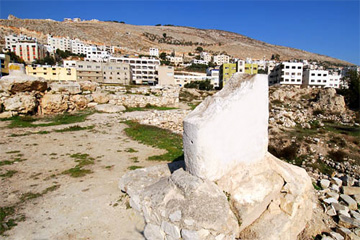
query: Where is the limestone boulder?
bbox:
[40,93,69,114]
[70,95,89,110]
[183,73,268,181]
[49,82,81,94]
[95,104,126,113]
[79,81,99,92]
[119,163,240,239]
[92,91,110,104]
[312,88,346,113]
[3,92,37,114]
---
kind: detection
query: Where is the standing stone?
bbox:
[183,74,269,181]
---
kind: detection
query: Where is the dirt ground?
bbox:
[0,112,167,240]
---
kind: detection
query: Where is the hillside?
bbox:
[0,17,353,66]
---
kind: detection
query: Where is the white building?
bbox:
[84,46,110,62]
[326,73,341,89]
[207,68,220,89]
[213,54,230,65]
[4,34,46,63]
[71,39,88,55]
[47,34,72,52]
[200,52,212,62]
[174,74,207,87]
[191,59,209,65]
[63,60,77,68]
[149,48,159,57]
[268,62,303,86]
[108,56,160,85]
[166,56,183,66]
[302,69,329,88]
[237,60,245,73]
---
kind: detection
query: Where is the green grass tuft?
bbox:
[124,104,177,112]
[128,165,143,170]
[124,120,183,162]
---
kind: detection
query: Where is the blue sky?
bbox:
[0,0,359,65]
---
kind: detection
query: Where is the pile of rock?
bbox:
[316,174,360,239]
[119,74,320,240]
[0,65,180,117]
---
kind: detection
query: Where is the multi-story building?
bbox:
[237,60,245,73]
[75,61,131,84]
[268,62,303,86]
[108,57,160,85]
[71,39,88,55]
[26,65,77,81]
[302,69,329,88]
[200,52,212,62]
[5,34,47,63]
[174,74,208,87]
[166,56,183,66]
[219,63,237,87]
[244,63,258,74]
[207,68,220,89]
[102,62,131,85]
[191,59,209,65]
[213,54,230,65]
[47,34,72,52]
[149,48,159,57]
[326,73,341,89]
[158,65,175,85]
[63,60,77,68]
[84,46,110,62]
[0,54,10,77]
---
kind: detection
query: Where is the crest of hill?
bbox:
[0,16,353,66]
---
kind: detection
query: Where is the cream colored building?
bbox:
[213,54,230,65]
[26,65,77,81]
[158,65,174,85]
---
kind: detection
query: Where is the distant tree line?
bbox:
[185,79,213,91]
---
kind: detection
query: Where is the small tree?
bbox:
[339,70,360,109]
[195,46,203,52]
[271,54,280,61]
[155,24,161,26]
[159,52,167,61]
[163,33,167,38]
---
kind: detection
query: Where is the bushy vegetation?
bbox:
[124,120,183,161]
[338,70,360,110]
[185,80,213,91]
[185,63,208,73]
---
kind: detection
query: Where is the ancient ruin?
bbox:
[119,73,316,240]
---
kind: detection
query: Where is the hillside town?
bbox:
[1,33,359,90]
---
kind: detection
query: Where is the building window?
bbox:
[292,66,295,69]
[297,66,301,69]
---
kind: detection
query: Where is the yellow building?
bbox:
[26,66,77,81]
[220,63,237,87]
[244,63,258,74]
[0,54,10,76]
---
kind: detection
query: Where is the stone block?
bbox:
[341,194,358,210]
[183,74,268,181]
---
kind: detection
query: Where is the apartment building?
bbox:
[0,54,10,77]
[84,46,110,62]
[149,48,159,57]
[47,34,72,52]
[63,60,77,68]
[5,34,47,63]
[302,69,329,88]
[166,56,183,66]
[174,74,207,87]
[244,63,258,74]
[213,54,230,65]
[158,65,174,85]
[326,73,341,89]
[75,61,131,84]
[219,63,237,87]
[268,62,303,86]
[200,52,212,62]
[26,65,77,81]
[71,39,88,55]
[108,57,160,85]
[207,68,220,89]
[237,60,245,73]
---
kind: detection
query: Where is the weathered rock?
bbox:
[49,82,81,94]
[119,164,239,239]
[341,194,358,210]
[79,81,99,92]
[321,179,331,189]
[40,93,68,114]
[0,63,48,93]
[343,187,360,196]
[3,92,37,113]
[0,111,17,119]
[144,224,165,240]
[92,91,110,104]
[338,215,360,228]
[312,88,346,113]
[183,74,268,181]
[95,104,125,113]
[70,95,89,110]
[330,232,345,240]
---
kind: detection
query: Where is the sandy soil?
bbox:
[0,112,166,240]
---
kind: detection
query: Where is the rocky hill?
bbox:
[0,16,353,66]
